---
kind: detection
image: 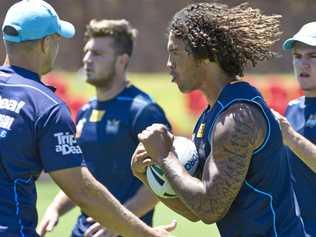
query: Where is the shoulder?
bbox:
[285,96,304,116]
[288,96,304,107]
[10,76,64,106]
[118,85,155,110]
[212,102,266,151]
[79,99,94,112]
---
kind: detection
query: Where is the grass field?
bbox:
[36,180,220,237]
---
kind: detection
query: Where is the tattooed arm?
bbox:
[131,143,200,222]
[138,103,266,224]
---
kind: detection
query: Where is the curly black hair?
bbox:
[85,19,137,57]
[168,2,282,77]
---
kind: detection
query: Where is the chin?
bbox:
[176,82,194,93]
[86,78,97,85]
[178,86,193,94]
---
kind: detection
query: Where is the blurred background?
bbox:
[0,0,315,72]
[1,0,315,236]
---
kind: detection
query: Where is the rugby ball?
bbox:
[146,136,199,198]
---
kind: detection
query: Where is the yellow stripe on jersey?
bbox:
[90,109,105,122]
[196,123,206,138]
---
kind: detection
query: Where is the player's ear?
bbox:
[117,53,129,69]
[40,36,50,54]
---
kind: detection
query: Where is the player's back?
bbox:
[193,81,307,237]
[0,65,80,236]
[285,96,316,236]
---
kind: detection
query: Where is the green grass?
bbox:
[36,180,219,237]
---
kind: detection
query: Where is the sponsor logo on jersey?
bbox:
[0,97,25,133]
[106,119,120,134]
[90,109,105,122]
[0,114,14,130]
[0,96,25,114]
[54,132,82,155]
[306,114,316,128]
[196,123,205,138]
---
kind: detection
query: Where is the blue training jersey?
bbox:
[285,96,316,236]
[193,81,307,237]
[0,65,83,237]
[71,84,171,237]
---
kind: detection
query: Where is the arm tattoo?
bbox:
[161,103,265,223]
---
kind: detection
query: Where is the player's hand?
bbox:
[272,109,293,145]
[151,220,177,237]
[36,205,59,236]
[84,217,118,237]
[138,124,174,164]
[131,142,154,179]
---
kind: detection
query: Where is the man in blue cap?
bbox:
[274,21,316,236]
[0,1,176,236]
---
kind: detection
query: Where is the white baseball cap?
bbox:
[283,22,316,50]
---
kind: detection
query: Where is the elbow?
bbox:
[199,209,228,225]
[200,216,217,225]
[200,214,222,224]
[185,214,200,223]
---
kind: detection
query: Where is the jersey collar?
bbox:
[0,65,56,92]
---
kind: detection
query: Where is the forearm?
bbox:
[135,170,199,222]
[160,154,213,222]
[49,190,76,216]
[285,128,316,172]
[51,167,155,237]
[124,185,158,218]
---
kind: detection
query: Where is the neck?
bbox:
[200,67,238,106]
[95,74,129,101]
[304,90,316,98]
[4,54,41,75]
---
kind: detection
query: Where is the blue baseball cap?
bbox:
[283,22,316,50]
[2,0,75,43]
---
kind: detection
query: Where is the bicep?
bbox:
[202,103,266,218]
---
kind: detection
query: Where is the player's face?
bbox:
[166,32,202,93]
[83,37,117,87]
[292,42,316,96]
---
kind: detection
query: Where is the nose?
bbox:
[300,55,311,69]
[166,55,173,71]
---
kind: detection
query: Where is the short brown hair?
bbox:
[85,19,137,56]
[169,2,282,77]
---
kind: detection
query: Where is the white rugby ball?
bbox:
[146,136,199,198]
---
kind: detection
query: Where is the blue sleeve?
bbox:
[132,103,171,137]
[36,104,84,172]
